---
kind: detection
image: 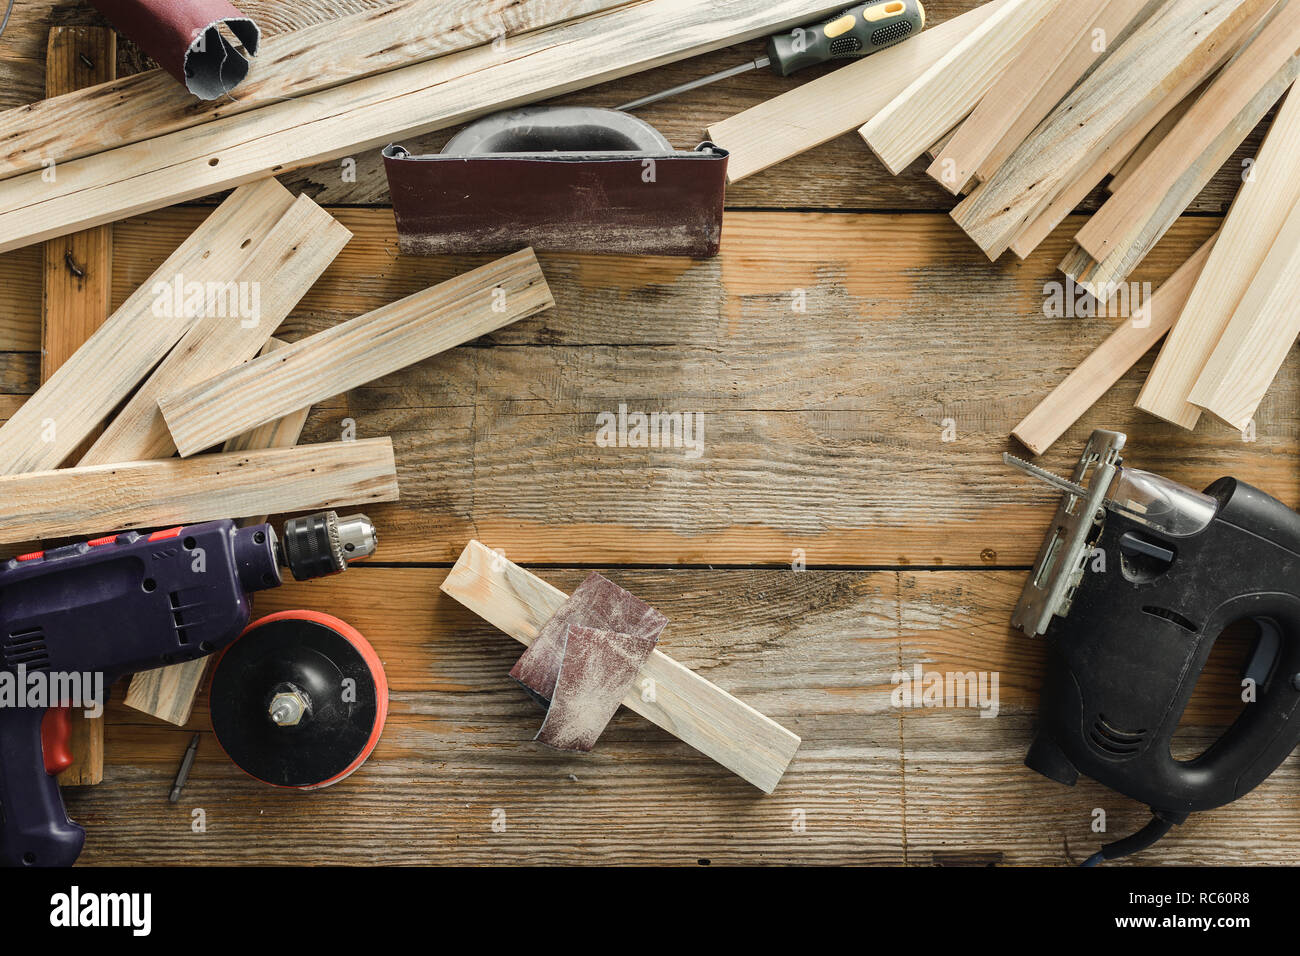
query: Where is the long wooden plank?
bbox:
[1187,198,1300,428]
[1137,83,1300,428]
[0,179,296,473]
[124,339,313,727]
[706,1,1012,184]
[951,0,1267,259]
[440,540,801,793]
[1011,232,1216,455]
[860,0,1058,176]
[0,0,848,254]
[78,195,350,466]
[1069,1,1300,292]
[0,438,397,545]
[1105,80,1202,193]
[975,0,1155,186]
[926,0,1101,195]
[159,249,554,457]
[43,25,116,791]
[0,0,633,184]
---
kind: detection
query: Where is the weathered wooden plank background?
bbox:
[0,0,1295,865]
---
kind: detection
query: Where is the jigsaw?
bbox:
[1008,429,1300,863]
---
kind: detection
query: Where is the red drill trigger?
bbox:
[40,707,73,776]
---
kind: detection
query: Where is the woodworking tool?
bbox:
[209,611,387,789]
[384,106,728,257]
[1009,429,1300,863]
[0,510,378,867]
[615,0,926,111]
[169,733,201,803]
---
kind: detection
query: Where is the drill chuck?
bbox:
[279,511,378,581]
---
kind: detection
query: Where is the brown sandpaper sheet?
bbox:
[536,625,657,752]
[90,0,260,99]
[511,572,667,701]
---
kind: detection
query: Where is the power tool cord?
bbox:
[1081,814,1176,866]
[0,0,14,41]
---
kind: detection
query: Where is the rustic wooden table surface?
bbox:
[1,0,1296,866]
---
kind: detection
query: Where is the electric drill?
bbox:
[0,510,378,867]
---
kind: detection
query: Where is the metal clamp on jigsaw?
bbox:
[1008,429,1300,864]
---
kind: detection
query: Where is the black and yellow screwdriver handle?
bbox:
[766,1,926,76]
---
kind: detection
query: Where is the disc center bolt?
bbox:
[268,684,311,727]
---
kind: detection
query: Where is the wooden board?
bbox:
[0,0,635,183]
[0,180,296,474]
[1012,232,1216,455]
[40,25,116,790]
[860,0,1058,176]
[951,0,1268,259]
[41,26,115,385]
[926,0,1102,195]
[79,196,350,465]
[976,0,1155,186]
[440,540,801,793]
[707,0,1012,184]
[1187,197,1300,429]
[1067,0,1300,298]
[0,439,398,545]
[0,0,851,255]
[160,248,554,457]
[1137,83,1300,428]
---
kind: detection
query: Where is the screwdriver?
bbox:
[616,1,927,112]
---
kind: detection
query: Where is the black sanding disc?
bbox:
[210,611,388,789]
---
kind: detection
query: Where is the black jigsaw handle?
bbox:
[1158,596,1300,807]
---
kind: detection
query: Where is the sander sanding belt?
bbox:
[511,573,666,752]
[90,0,260,99]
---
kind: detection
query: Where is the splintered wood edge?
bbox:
[441,540,801,792]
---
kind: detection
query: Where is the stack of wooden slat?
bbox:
[854,0,1300,452]
[710,0,1300,453]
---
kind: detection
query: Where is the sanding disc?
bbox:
[210,610,388,790]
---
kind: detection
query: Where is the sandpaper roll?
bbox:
[90,0,260,99]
